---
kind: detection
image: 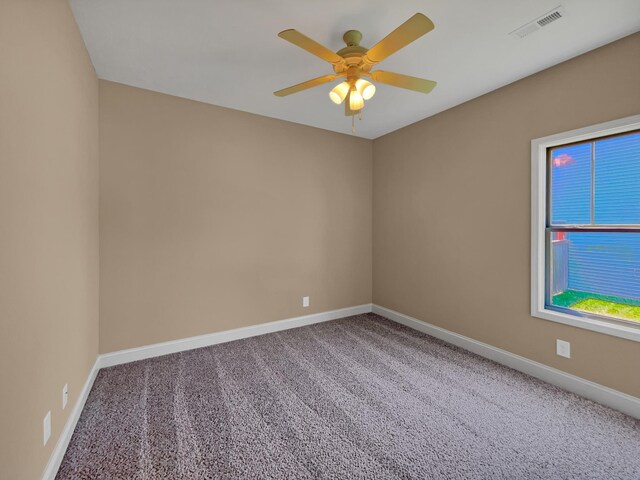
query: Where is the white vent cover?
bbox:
[510,6,566,39]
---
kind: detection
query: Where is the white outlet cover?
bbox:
[43,411,51,446]
[556,339,571,358]
[302,296,310,308]
[62,384,68,409]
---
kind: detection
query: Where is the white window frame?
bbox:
[531,114,640,342]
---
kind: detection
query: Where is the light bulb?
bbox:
[355,79,376,100]
[349,89,364,111]
[329,82,350,104]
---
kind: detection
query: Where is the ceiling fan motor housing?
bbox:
[335,30,370,72]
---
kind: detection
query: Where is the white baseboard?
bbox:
[99,304,373,368]
[41,358,101,480]
[372,304,640,419]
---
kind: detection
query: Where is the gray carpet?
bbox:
[57,313,640,479]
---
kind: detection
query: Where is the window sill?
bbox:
[532,306,640,342]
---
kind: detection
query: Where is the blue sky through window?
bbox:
[595,133,640,224]
[550,143,591,225]
[551,131,640,225]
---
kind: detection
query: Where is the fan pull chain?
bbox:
[351,111,364,134]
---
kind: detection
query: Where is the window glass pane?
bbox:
[550,143,591,225]
[548,231,640,324]
[594,132,640,224]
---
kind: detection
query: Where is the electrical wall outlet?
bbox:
[556,339,571,358]
[43,411,51,446]
[302,296,310,307]
[62,384,68,409]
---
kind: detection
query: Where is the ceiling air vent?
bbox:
[510,6,566,39]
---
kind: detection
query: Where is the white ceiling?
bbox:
[69,0,640,139]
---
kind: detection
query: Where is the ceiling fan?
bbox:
[274,13,437,121]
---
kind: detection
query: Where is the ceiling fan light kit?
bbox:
[329,81,350,104]
[274,13,438,133]
[349,89,365,111]
[355,79,376,100]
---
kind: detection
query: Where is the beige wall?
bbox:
[99,81,373,353]
[373,33,640,397]
[0,1,99,479]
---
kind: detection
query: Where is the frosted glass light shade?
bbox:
[355,79,376,100]
[349,89,364,110]
[329,82,350,104]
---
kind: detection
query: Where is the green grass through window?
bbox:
[552,290,640,323]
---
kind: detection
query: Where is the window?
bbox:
[531,115,640,341]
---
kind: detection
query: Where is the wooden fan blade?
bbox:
[363,13,434,65]
[278,29,345,65]
[370,70,437,94]
[273,74,337,97]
